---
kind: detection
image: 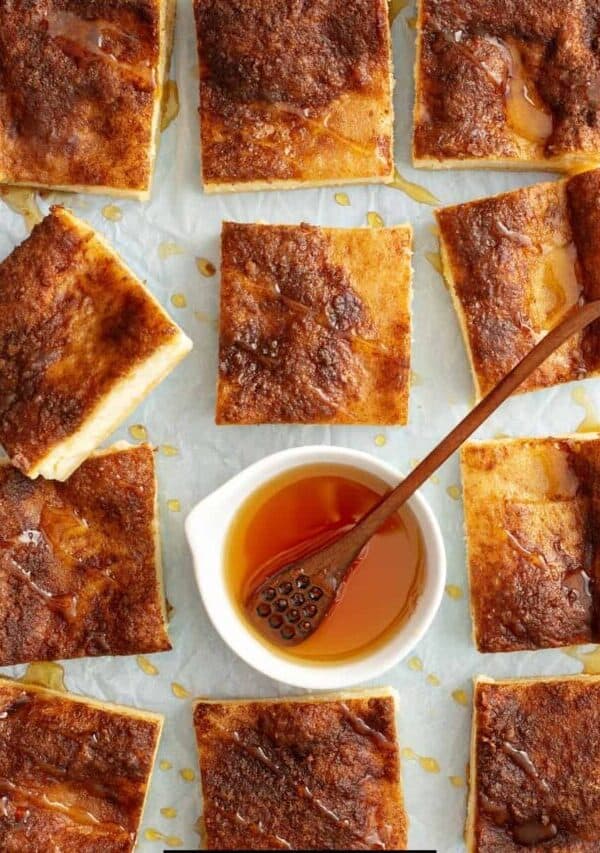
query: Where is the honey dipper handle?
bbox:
[348,300,600,547]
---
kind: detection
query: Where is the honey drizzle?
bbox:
[340,704,394,751]
[0,188,43,231]
[503,42,552,145]
[388,169,439,205]
[19,662,66,692]
[564,645,600,674]
[160,80,180,132]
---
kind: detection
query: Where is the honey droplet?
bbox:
[494,431,511,440]
[447,485,462,501]
[389,0,409,22]
[445,584,464,600]
[161,444,179,457]
[161,807,177,819]
[410,370,423,386]
[408,656,423,672]
[334,192,351,207]
[137,655,159,676]
[144,829,182,847]
[171,682,190,699]
[425,251,443,275]
[160,80,180,132]
[180,768,196,782]
[449,775,465,788]
[101,204,122,222]
[196,257,216,277]
[452,689,469,706]
[419,756,440,773]
[406,15,417,29]
[0,187,43,231]
[401,747,440,773]
[159,760,173,771]
[428,223,440,238]
[427,674,441,686]
[170,293,187,309]
[167,499,181,513]
[389,168,439,206]
[430,473,440,485]
[571,387,600,433]
[20,662,66,692]
[194,310,213,325]
[374,434,387,447]
[159,242,185,260]
[367,211,385,228]
[129,424,148,442]
[563,645,600,675]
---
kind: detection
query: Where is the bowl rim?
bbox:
[185,444,446,690]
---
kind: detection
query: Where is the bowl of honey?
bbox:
[185,445,446,689]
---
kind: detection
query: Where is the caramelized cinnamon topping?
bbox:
[461,435,600,653]
[193,0,394,189]
[0,677,162,853]
[0,0,167,195]
[471,677,600,850]
[0,206,189,479]
[414,0,600,169]
[217,222,412,425]
[193,692,407,850]
[437,169,600,400]
[0,444,170,666]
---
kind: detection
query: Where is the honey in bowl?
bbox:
[225,464,425,663]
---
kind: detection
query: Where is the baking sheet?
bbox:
[0,2,594,850]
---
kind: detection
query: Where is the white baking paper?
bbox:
[0,2,593,850]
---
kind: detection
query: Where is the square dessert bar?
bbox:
[0,206,192,480]
[461,435,600,653]
[193,0,394,192]
[0,0,175,199]
[0,676,162,852]
[193,689,407,850]
[414,0,600,171]
[217,222,412,425]
[437,168,600,400]
[468,675,600,851]
[0,444,171,666]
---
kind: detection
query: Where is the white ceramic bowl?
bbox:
[185,445,446,690]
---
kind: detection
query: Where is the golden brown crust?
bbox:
[0,444,170,665]
[0,676,161,853]
[437,169,600,399]
[414,0,600,169]
[461,436,600,653]
[0,206,184,477]
[194,0,394,189]
[193,692,407,851]
[0,0,166,194]
[471,676,600,851]
[217,222,412,425]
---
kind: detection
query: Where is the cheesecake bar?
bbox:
[0,443,171,666]
[414,0,600,171]
[193,0,394,192]
[0,0,175,199]
[217,222,412,425]
[462,435,600,653]
[468,675,600,851]
[0,206,192,480]
[0,676,162,852]
[437,168,600,400]
[193,689,407,850]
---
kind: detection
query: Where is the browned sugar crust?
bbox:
[0,206,180,476]
[414,0,600,167]
[472,677,600,851]
[0,444,170,665]
[194,0,394,187]
[437,168,600,399]
[0,0,164,193]
[461,436,600,653]
[193,694,407,850]
[217,222,412,425]
[0,678,161,853]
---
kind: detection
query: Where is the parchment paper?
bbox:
[0,2,593,850]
